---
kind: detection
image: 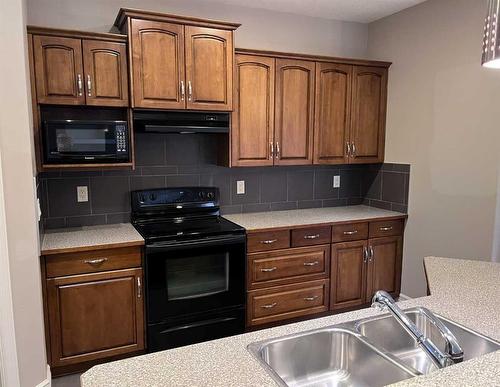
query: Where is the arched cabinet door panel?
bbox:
[130,19,185,109]
[33,35,85,105]
[185,26,233,111]
[231,54,275,166]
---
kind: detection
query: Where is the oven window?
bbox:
[56,128,110,153]
[166,253,229,300]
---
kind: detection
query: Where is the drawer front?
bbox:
[247,280,329,326]
[369,219,404,238]
[45,246,142,277]
[291,226,331,247]
[247,230,290,253]
[332,222,368,242]
[249,245,330,289]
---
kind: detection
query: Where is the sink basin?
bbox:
[354,307,500,375]
[248,327,417,387]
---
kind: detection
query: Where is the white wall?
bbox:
[27,0,368,58]
[368,0,500,296]
[0,0,48,385]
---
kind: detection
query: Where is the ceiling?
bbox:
[206,0,428,23]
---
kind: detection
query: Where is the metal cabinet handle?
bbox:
[261,302,277,309]
[86,74,92,97]
[343,230,358,235]
[187,81,192,101]
[304,296,319,301]
[303,234,320,239]
[83,257,108,265]
[351,142,356,157]
[346,142,352,157]
[363,247,368,263]
[260,267,277,272]
[380,226,393,231]
[260,239,277,244]
[137,277,142,298]
[275,142,280,159]
[180,81,185,101]
[303,261,319,267]
[77,74,83,96]
[269,142,274,160]
[369,246,374,262]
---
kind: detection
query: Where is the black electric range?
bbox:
[131,187,246,352]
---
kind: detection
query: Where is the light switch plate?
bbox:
[236,180,245,195]
[333,175,341,188]
[77,186,89,202]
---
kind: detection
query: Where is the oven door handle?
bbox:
[146,234,246,252]
[159,316,239,334]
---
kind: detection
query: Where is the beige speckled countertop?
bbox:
[223,205,406,231]
[41,223,144,255]
[81,256,500,387]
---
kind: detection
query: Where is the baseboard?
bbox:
[398,293,412,301]
[35,365,51,387]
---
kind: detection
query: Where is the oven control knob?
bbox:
[207,192,214,200]
[149,193,157,201]
[198,191,205,200]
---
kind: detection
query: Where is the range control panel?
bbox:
[132,187,219,209]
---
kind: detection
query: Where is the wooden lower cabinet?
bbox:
[46,268,144,368]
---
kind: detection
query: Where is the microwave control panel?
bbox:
[116,125,128,153]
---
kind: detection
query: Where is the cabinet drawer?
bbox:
[45,246,142,277]
[247,279,329,326]
[248,245,330,289]
[291,226,331,247]
[332,222,368,242]
[247,230,290,253]
[369,219,404,238]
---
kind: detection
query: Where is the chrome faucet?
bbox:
[371,290,464,369]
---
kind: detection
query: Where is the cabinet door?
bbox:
[231,55,275,166]
[313,63,352,164]
[275,59,315,165]
[33,35,84,105]
[365,236,403,302]
[185,26,233,111]
[46,268,144,367]
[83,40,128,107]
[130,19,185,109]
[331,240,367,310]
[349,66,387,163]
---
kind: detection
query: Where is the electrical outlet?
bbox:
[333,175,341,188]
[236,180,245,195]
[77,186,88,202]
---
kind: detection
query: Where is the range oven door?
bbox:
[145,234,246,324]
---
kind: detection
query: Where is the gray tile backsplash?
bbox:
[38,134,410,229]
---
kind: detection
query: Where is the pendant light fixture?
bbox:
[482,0,500,68]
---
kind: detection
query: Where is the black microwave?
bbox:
[43,120,130,164]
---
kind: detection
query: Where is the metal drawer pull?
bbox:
[83,258,108,265]
[363,247,368,263]
[187,81,193,101]
[87,74,92,97]
[303,234,320,239]
[343,230,358,235]
[304,296,319,301]
[260,267,277,272]
[351,142,356,156]
[369,246,374,262]
[303,261,319,267]
[269,142,274,159]
[137,277,142,298]
[380,226,394,231]
[180,81,185,101]
[260,239,277,244]
[261,302,277,309]
[77,74,83,96]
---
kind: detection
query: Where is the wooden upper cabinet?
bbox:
[350,66,388,164]
[185,26,233,111]
[130,19,185,109]
[83,40,128,106]
[313,63,352,165]
[274,59,315,165]
[231,54,275,166]
[33,35,85,105]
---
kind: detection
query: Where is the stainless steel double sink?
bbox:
[248,308,500,387]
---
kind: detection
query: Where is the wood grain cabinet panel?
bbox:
[331,222,368,243]
[130,19,185,109]
[369,219,404,238]
[46,268,144,367]
[33,35,85,105]
[185,26,233,111]
[83,40,128,106]
[247,230,290,253]
[365,236,403,302]
[231,54,275,166]
[313,63,352,164]
[291,226,331,247]
[350,66,388,164]
[331,240,367,310]
[274,59,315,165]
